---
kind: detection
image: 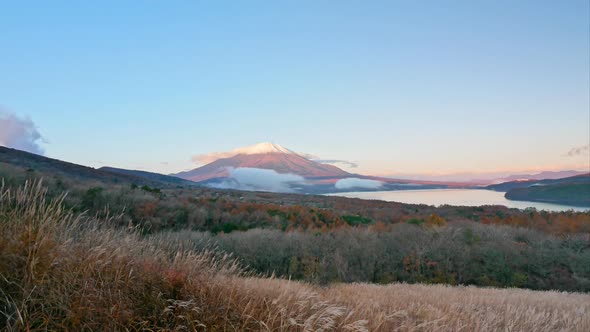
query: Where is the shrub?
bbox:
[342,215,373,226]
[406,218,425,225]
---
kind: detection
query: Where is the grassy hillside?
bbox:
[506,183,590,207]
[1,183,588,331]
[0,146,195,188]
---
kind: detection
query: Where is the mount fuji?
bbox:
[174,142,351,183]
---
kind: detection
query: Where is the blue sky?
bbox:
[1,1,589,176]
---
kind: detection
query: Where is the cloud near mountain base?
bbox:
[208,167,306,193]
[335,178,383,190]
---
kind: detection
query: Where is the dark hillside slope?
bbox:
[487,174,590,192]
[505,183,590,207]
[0,146,192,188]
[488,174,590,207]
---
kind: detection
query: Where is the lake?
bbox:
[329,189,589,212]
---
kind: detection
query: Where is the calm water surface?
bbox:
[329,189,588,212]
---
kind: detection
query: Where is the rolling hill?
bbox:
[0,146,195,188]
[505,183,590,207]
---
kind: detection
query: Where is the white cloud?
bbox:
[0,111,44,155]
[335,177,383,190]
[209,167,306,193]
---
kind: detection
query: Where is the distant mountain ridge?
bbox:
[387,170,588,185]
[496,170,587,183]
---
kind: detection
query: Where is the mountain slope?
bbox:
[175,143,351,182]
[0,146,194,188]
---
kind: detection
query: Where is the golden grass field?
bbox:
[1,182,588,331]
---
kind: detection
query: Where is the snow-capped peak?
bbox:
[234,142,295,155]
[190,142,302,165]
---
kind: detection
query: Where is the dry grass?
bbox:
[322,283,590,331]
[1,181,588,331]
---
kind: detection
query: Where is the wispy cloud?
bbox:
[0,110,45,155]
[335,177,383,190]
[209,167,306,193]
[565,145,590,157]
[298,152,319,160]
[314,159,358,168]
